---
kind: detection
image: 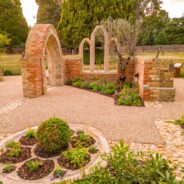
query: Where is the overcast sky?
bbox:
[21,0,184,26]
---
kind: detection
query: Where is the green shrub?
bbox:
[71,141,181,184]
[117,88,142,106]
[63,147,89,168]
[25,130,37,139]
[78,131,90,143]
[5,141,18,148]
[3,163,15,173]
[4,69,13,76]
[53,167,65,178]
[180,70,184,78]
[88,145,98,154]
[100,82,116,95]
[26,160,42,171]
[37,117,71,153]
[5,141,21,157]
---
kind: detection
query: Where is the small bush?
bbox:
[117,88,142,106]
[26,160,42,171]
[4,69,13,76]
[78,131,90,143]
[53,167,65,178]
[63,148,89,168]
[5,141,21,157]
[180,70,184,78]
[3,163,15,173]
[37,117,71,153]
[88,145,98,154]
[25,130,37,139]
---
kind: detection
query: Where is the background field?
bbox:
[0,52,184,76]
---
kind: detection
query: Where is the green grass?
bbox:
[0,54,21,75]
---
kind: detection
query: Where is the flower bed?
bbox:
[0,118,109,184]
[67,79,143,107]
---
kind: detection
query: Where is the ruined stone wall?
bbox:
[135,58,175,102]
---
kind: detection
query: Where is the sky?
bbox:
[21,0,184,26]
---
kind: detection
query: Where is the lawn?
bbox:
[0,54,21,75]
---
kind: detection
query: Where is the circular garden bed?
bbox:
[0,118,109,184]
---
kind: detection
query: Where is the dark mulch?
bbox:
[19,136,37,146]
[57,154,90,170]
[17,158,54,180]
[34,144,66,158]
[71,136,96,148]
[0,147,31,164]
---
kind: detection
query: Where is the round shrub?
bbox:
[37,117,71,153]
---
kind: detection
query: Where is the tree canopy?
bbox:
[36,0,61,28]
[58,0,162,49]
[0,0,29,47]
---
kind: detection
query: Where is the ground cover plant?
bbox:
[166,115,184,132]
[19,129,37,146]
[54,141,184,184]
[2,163,15,173]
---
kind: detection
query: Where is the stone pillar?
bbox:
[104,32,110,71]
[90,34,95,71]
[22,57,45,98]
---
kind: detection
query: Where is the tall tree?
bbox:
[0,0,29,46]
[138,10,170,45]
[36,0,61,28]
[58,0,162,49]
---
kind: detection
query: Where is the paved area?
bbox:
[0,76,184,145]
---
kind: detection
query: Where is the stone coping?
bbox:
[0,124,110,184]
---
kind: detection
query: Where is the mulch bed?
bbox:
[0,147,31,164]
[58,154,90,170]
[34,144,66,158]
[71,136,96,148]
[19,136,37,146]
[17,158,54,180]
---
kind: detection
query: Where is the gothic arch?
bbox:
[79,38,91,68]
[90,25,110,71]
[22,24,64,98]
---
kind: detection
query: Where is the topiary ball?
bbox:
[37,117,71,153]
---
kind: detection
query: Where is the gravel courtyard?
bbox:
[0,76,184,145]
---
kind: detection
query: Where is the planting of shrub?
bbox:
[117,88,142,106]
[2,163,15,173]
[58,147,90,170]
[26,160,42,171]
[53,167,66,178]
[20,130,37,146]
[25,130,37,139]
[37,117,71,153]
[55,141,183,184]
[69,79,116,96]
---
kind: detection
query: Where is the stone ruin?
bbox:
[22,24,175,102]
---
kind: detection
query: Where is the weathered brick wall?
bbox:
[135,58,175,102]
[64,55,119,82]
[0,66,4,81]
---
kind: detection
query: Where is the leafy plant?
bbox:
[3,163,15,173]
[26,160,42,171]
[25,130,37,140]
[53,167,65,178]
[69,140,182,184]
[5,141,21,157]
[37,117,72,153]
[78,132,90,143]
[117,88,142,106]
[5,141,18,148]
[88,146,98,154]
[63,148,89,168]
[4,69,13,76]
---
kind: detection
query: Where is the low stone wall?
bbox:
[136,45,184,53]
[0,67,4,81]
[64,55,119,82]
[135,58,175,102]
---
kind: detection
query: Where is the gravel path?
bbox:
[0,76,184,145]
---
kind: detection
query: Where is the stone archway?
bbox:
[90,26,110,71]
[79,38,91,70]
[22,24,64,98]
